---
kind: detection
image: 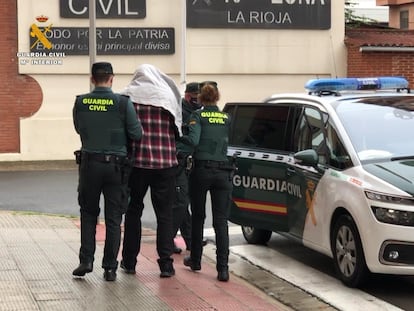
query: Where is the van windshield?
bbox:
[334,96,414,162]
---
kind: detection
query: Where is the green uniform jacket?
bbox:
[176,98,202,156]
[181,105,231,162]
[73,86,142,156]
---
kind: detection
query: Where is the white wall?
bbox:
[3,0,346,161]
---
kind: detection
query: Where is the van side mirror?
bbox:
[294,149,326,175]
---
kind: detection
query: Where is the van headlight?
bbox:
[371,206,414,226]
[366,191,414,226]
[365,190,413,204]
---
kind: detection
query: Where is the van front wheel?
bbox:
[241,226,272,245]
[331,214,368,287]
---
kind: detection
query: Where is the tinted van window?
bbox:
[227,105,295,152]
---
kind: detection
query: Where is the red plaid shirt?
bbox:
[133,104,178,169]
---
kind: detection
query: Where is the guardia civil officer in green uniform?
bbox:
[172,82,202,254]
[72,62,142,281]
[181,81,233,282]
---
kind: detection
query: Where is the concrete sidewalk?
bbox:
[0,210,291,311]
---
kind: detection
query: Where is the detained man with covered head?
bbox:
[120,64,182,278]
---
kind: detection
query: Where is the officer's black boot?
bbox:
[217,269,229,282]
[72,262,93,276]
[183,256,201,271]
[103,269,117,281]
[158,258,175,278]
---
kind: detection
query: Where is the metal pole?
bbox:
[180,0,187,93]
[89,0,99,225]
[89,0,97,91]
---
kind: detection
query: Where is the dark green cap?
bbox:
[185,82,200,93]
[92,62,113,75]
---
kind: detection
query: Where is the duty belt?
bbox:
[176,152,190,160]
[195,160,230,169]
[82,152,126,164]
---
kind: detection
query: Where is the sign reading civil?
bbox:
[60,0,146,18]
[187,0,331,30]
[29,27,175,55]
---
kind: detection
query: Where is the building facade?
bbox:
[377,0,414,29]
[346,26,414,84]
[345,1,414,89]
[2,1,346,161]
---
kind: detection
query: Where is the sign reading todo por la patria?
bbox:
[29,27,175,55]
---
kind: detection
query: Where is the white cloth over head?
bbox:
[121,64,182,136]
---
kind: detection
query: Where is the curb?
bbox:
[0,160,77,171]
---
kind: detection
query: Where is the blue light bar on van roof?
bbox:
[305,77,409,92]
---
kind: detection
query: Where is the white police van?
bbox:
[224,77,414,287]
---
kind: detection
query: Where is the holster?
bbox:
[74,150,82,165]
[186,155,193,173]
[121,156,135,184]
[228,155,238,180]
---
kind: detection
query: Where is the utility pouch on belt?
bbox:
[74,150,82,165]
[186,155,193,172]
[229,154,238,180]
[121,156,134,184]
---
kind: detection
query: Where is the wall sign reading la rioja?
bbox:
[187,0,330,30]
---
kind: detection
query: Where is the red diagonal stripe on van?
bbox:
[234,198,287,215]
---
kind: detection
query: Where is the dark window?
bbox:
[294,107,327,164]
[228,104,297,152]
[325,121,353,170]
[293,106,352,169]
[400,10,409,29]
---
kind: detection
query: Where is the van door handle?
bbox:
[286,167,295,176]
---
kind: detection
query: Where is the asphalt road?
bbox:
[0,170,80,218]
[0,169,213,229]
